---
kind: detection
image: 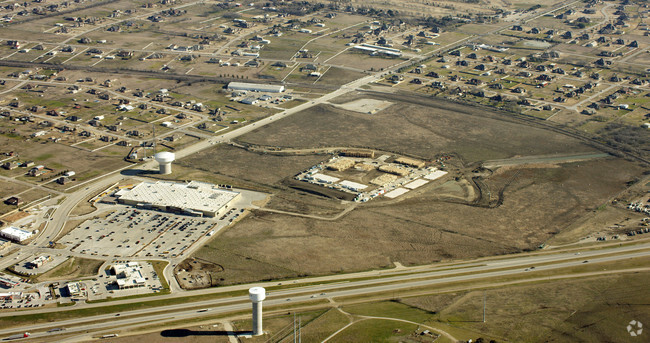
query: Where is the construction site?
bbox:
[295,152,448,202]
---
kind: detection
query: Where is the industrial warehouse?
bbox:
[115,181,241,217]
[0,227,33,243]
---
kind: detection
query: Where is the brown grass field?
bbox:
[400,269,650,342]
[179,92,646,285]
[38,257,104,281]
[195,157,642,285]
[235,91,599,163]
[178,145,327,189]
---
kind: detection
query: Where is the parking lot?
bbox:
[12,254,68,276]
[61,208,218,258]
[0,292,44,310]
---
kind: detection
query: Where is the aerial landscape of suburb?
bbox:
[0,0,649,341]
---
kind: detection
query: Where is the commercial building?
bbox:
[339,180,368,191]
[354,43,403,57]
[227,82,284,93]
[0,275,19,288]
[306,173,339,184]
[115,181,240,218]
[424,169,448,181]
[0,292,20,300]
[110,262,146,289]
[27,256,52,269]
[240,97,259,105]
[66,282,82,296]
[66,282,86,300]
[0,227,33,242]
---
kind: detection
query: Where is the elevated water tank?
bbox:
[154,151,175,175]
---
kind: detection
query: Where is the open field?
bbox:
[37,257,104,281]
[171,91,647,285]
[0,133,130,184]
[400,269,650,342]
[178,144,327,188]
[0,180,30,202]
[187,151,643,284]
[327,318,419,343]
[0,187,54,216]
[236,91,598,163]
[109,266,650,342]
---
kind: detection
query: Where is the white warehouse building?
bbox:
[114,181,240,217]
[227,82,285,93]
[0,227,33,242]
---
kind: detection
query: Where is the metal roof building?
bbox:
[0,227,33,242]
[227,82,285,93]
[115,181,240,217]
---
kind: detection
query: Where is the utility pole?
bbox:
[482,291,486,323]
[299,316,301,343]
[152,123,157,155]
[293,313,296,343]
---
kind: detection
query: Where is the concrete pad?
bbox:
[424,170,448,181]
[333,98,393,114]
[384,188,409,198]
[404,179,429,189]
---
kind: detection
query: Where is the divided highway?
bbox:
[2,243,648,340]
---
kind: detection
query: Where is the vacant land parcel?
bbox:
[180,93,645,285]
[236,92,598,163]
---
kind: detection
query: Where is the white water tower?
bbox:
[249,287,266,336]
[154,151,175,175]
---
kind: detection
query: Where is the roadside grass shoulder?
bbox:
[327,319,418,343]
[343,300,434,324]
[298,308,351,342]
